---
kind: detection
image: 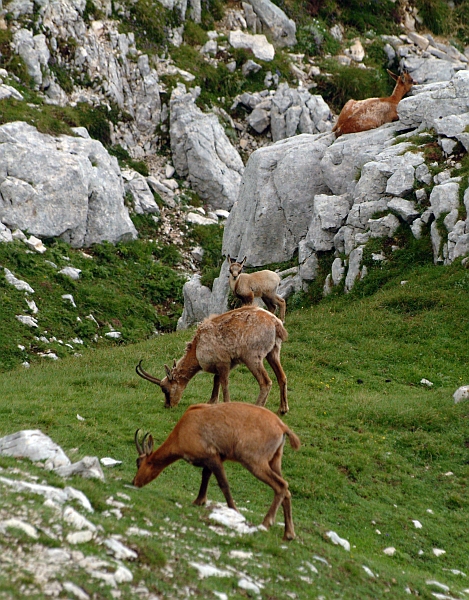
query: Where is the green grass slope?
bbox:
[0,259,468,598]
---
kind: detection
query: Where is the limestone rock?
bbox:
[0,430,70,468]
[54,456,105,481]
[177,275,212,330]
[170,86,244,211]
[453,385,469,403]
[0,122,137,247]
[245,0,296,47]
[229,30,275,62]
[398,71,469,130]
[387,198,420,223]
[123,171,160,215]
[223,132,333,266]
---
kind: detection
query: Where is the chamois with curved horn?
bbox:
[332,70,415,137]
[227,256,286,322]
[136,305,289,413]
[133,402,300,540]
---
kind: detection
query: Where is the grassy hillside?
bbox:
[0,258,468,599]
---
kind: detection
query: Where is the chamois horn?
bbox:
[134,429,144,455]
[136,360,162,386]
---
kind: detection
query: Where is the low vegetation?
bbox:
[0,258,468,598]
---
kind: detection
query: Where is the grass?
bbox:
[0,258,468,598]
[0,226,187,372]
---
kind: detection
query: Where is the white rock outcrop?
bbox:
[170,86,244,211]
[0,122,137,247]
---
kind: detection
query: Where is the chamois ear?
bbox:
[173,359,177,369]
[227,255,236,264]
[387,69,399,81]
[240,256,247,266]
[164,363,173,380]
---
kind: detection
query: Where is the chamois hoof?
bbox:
[192,498,207,506]
[283,531,296,541]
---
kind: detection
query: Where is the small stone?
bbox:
[383,547,396,556]
[24,235,47,254]
[100,457,122,467]
[105,331,122,339]
[326,531,350,551]
[420,378,433,386]
[59,267,81,280]
[66,530,94,544]
[453,385,469,403]
[16,315,38,327]
[433,548,446,556]
[62,294,77,307]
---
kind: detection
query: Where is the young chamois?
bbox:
[136,305,289,413]
[133,402,300,540]
[227,256,286,322]
[332,70,415,137]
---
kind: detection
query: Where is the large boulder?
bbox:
[321,124,399,196]
[398,71,469,130]
[222,132,334,266]
[170,86,245,211]
[0,121,137,247]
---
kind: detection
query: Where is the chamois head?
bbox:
[227,255,247,280]
[135,359,184,408]
[133,429,155,487]
[387,69,415,95]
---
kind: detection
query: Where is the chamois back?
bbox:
[227,256,286,322]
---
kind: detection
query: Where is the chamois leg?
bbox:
[193,466,212,505]
[275,295,286,322]
[205,458,237,511]
[262,296,276,314]
[218,366,231,403]
[247,459,293,540]
[244,358,272,406]
[237,291,255,306]
[266,346,288,414]
[269,445,295,540]
[208,374,221,404]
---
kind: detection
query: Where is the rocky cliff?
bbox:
[1,0,469,332]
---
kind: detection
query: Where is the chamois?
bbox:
[332,70,415,137]
[136,305,289,413]
[133,402,300,540]
[227,256,286,322]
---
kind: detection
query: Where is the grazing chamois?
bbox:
[227,256,286,322]
[133,402,300,540]
[136,305,289,413]
[332,70,415,137]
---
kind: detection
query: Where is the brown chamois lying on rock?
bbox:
[227,256,286,322]
[332,70,415,137]
[133,402,300,540]
[136,305,289,413]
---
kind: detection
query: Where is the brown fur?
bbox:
[227,256,286,322]
[136,305,289,413]
[333,70,414,137]
[133,402,300,540]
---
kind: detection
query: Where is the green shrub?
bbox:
[184,21,208,45]
[188,223,224,289]
[415,0,452,36]
[316,62,393,113]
